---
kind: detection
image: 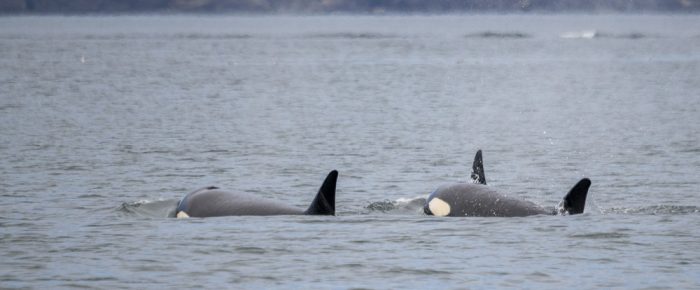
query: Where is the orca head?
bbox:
[423,189,451,217]
[425,149,485,217]
[175,198,191,218]
[174,186,218,219]
[174,199,189,218]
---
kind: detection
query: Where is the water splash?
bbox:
[560,30,652,39]
[118,199,179,218]
[366,197,426,214]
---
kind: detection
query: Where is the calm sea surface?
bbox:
[1,14,699,289]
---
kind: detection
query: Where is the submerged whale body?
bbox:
[174,170,337,218]
[424,151,590,217]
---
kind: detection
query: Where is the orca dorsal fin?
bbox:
[305,170,337,215]
[470,150,487,185]
[560,178,591,215]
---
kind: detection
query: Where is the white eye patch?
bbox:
[428,198,451,217]
[176,211,190,218]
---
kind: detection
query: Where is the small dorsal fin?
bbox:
[560,178,591,215]
[470,150,487,185]
[305,170,337,215]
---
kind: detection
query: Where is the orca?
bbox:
[424,151,590,217]
[173,170,337,218]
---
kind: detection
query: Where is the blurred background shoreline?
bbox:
[1,0,699,14]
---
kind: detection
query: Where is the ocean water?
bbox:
[1,14,699,289]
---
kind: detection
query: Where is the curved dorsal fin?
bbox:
[305,170,337,215]
[470,150,487,185]
[560,178,591,215]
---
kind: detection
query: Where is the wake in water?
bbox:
[365,197,427,214]
[305,32,396,39]
[118,199,179,218]
[600,205,700,215]
[559,30,653,39]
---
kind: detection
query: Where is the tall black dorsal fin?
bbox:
[305,170,337,215]
[560,178,591,215]
[470,150,487,185]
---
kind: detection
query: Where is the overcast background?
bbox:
[1,0,699,14]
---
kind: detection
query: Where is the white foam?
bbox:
[560,30,597,39]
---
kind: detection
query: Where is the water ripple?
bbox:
[603,205,700,215]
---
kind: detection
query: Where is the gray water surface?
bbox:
[1,15,699,289]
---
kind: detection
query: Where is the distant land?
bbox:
[1,0,699,14]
